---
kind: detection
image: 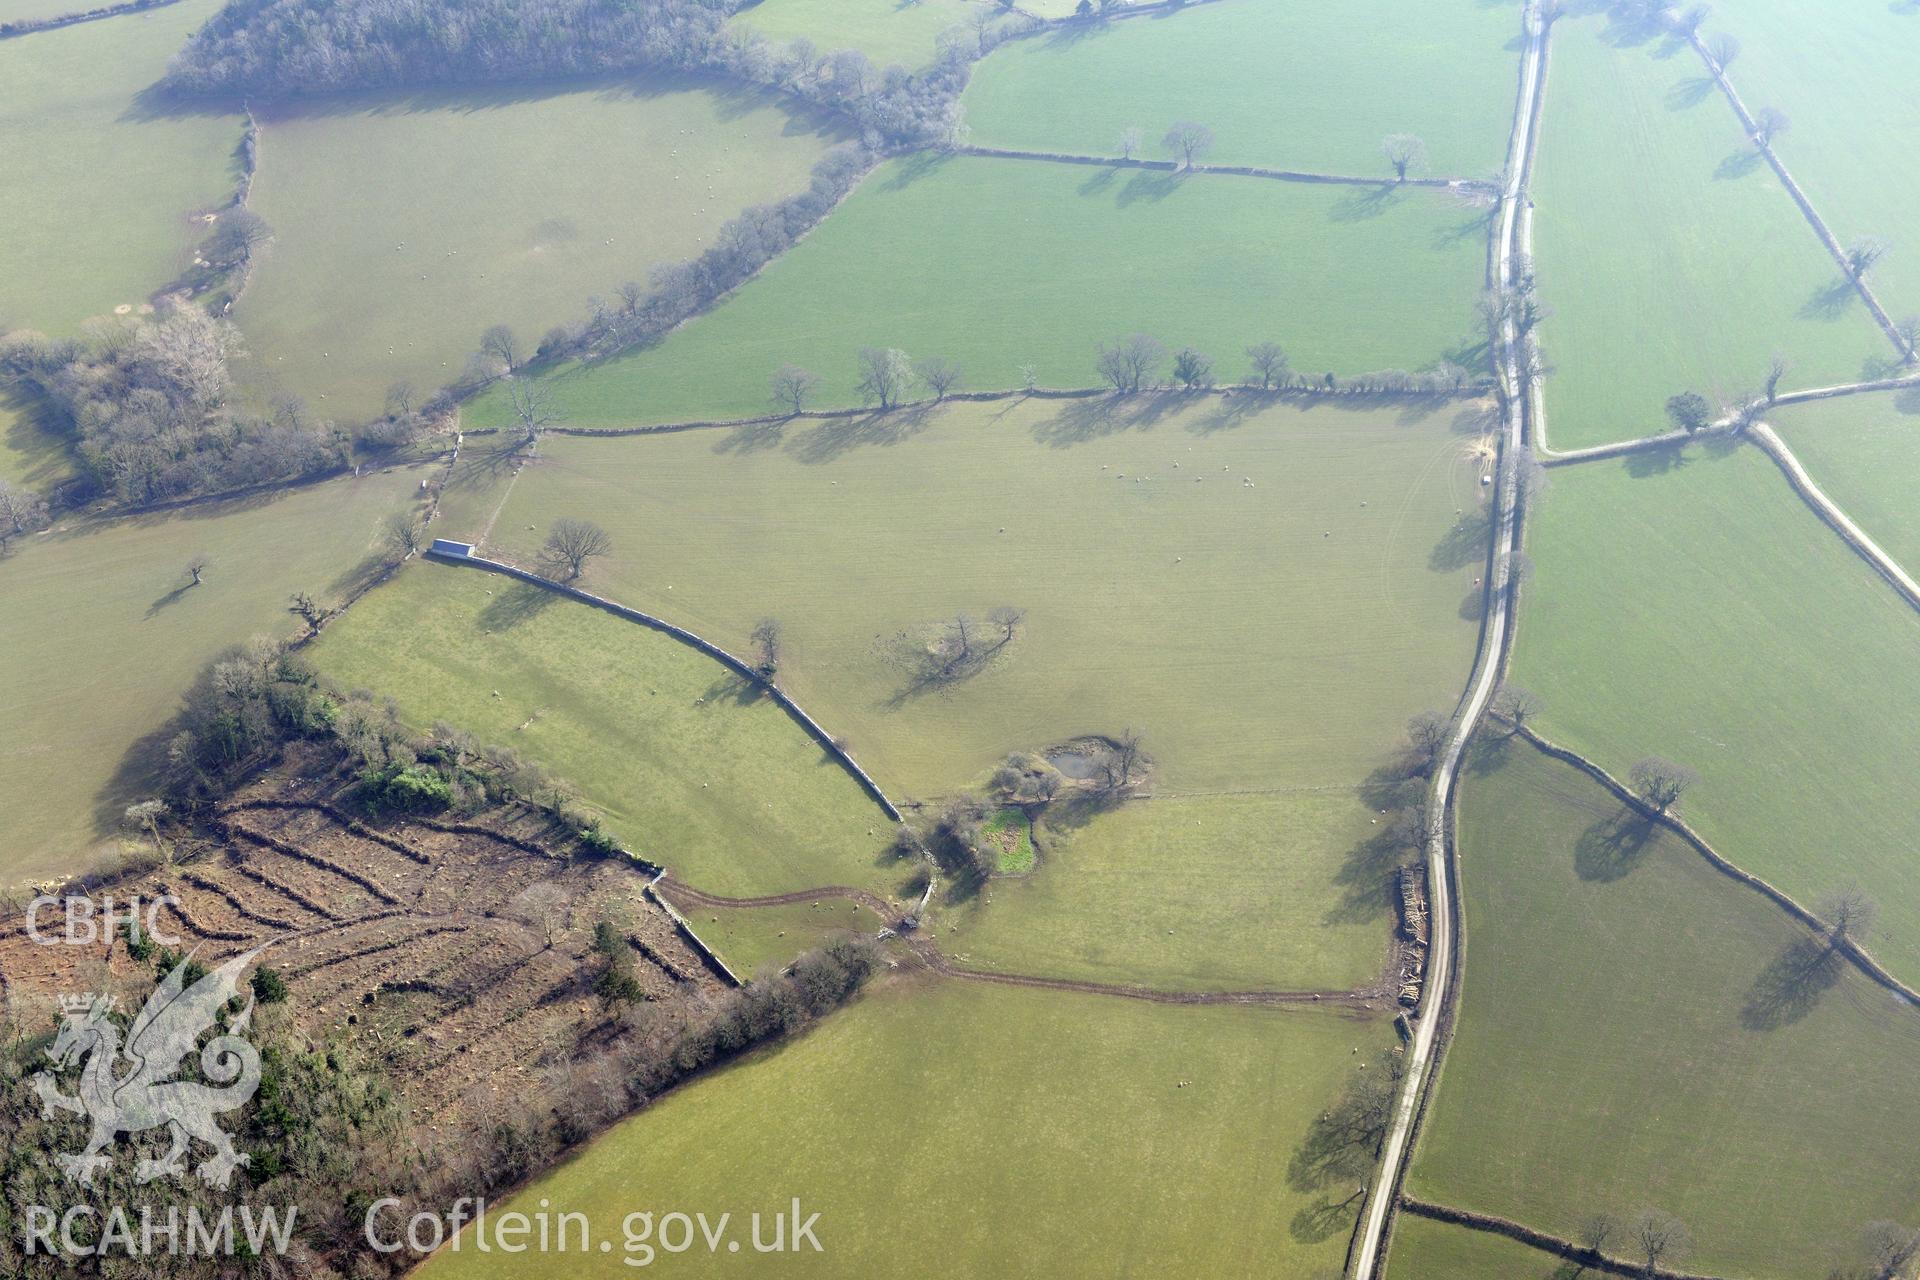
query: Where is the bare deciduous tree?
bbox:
[1407,711,1449,769]
[1382,132,1429,182]
[856,347,914,409]
[385,512,424,559]
[1628,757,1698,812]
[1578,1212,1619,1260]
[1162,120,1214,169]
[508,378,559,453]
[1752,106,1790,146]
[987,605,1025,645]
[287,591,325,635]
[541,518,612,581]
[770,363,822,415]
[750,618,782,676]
[0,479,50,554]
[481,324,520,374]
[1816,887,1878,948]
[1095,333,1166,393]
[1630,1209,1690,1277]
[1245,341,1290,390]
[1494,685,1541,732]
[1117,126,1142,160]
[1705,31,1740,70]
[914,355,963,400]
[385,379,417,419]
[1764,352,1790,403]
[1895,314,1920,364]
[1845,237,1889,281]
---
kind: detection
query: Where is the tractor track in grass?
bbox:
[655,877,1395,1010]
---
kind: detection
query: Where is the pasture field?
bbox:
[962,0,1518,178]
[732,0,982,69]
[1713,0,1920,323]
[306,561,896,898]
[1405,742,1920,1280]
[1509,440,1920,985]
[940,792,1388,993]
[678,895,888,980]
[1384,1214,1559,1280]
[0,0,97,24]
[0,467,424,886]
[456,395,1485,801]
[467,154,1491,428]
[0,0,241,334]
[1769,389,1920,577]
[234,78,844,422]
[417,978,1392,1279]
[1530,16,1884,450]
[446,395,1480,991]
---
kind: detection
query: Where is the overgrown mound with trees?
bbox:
[0,308,345,508]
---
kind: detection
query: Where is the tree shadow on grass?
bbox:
[1029,393,1179,447]
[1740,936,1844,1031]
[1667,76,1719,110]
[1327,765,1426,926]
[712,419,786,456]
[1800,278,1863,321]
[701,672,767,708]
[1113,168,1180,208]
[145,580,199,619]
[1329,183,1402,223]
[786,405,934,464]
[1622,440,1691,478]
[1429,506,1491,573]
[478,581,559,632]
[1573,807,1659,882]
[1714,147,1765,180]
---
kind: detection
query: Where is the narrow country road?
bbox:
[1346,3,1545,1275]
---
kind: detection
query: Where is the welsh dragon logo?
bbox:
[31,947,267,1189]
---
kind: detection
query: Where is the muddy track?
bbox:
[656,878,1388,1009]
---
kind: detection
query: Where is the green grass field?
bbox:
[418,978,1390,1279]
[1530,17,1885,450]
[466,153,1491,427]
[233,78,843,422]
[0,467,425,886]
[442,395,1480,990]
[684,896,888,980]
[1769,389,1920,578]
[457,395,1484,799]
[1510,441,1920,985]
[963,0,1517,178]
[0,0,242,334]
[1385,1213,1563,1280]
[1406,742,1920,1279]
[307,561,896,897]
[0,0,102,24]
[939,792,1387,993]
[1710,1,1920,325]
[733,0,984,68]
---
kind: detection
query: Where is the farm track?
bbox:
[655,878,1391,1009]
[954,145,1483,192]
